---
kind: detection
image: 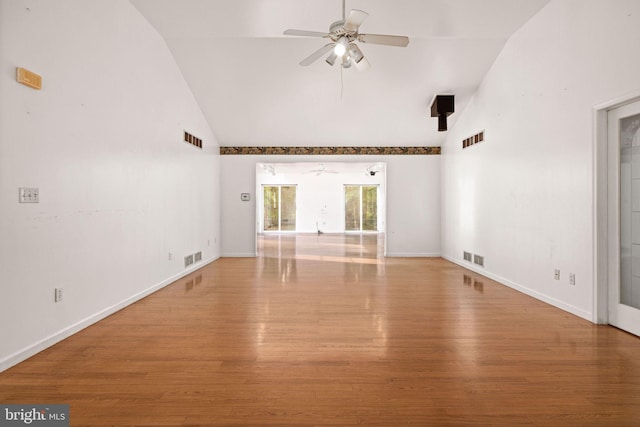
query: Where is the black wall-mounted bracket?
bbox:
[430,94,455,132]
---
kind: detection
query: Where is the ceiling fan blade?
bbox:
[284,29,329,38]
[300,43,335,66]
[343,9,369,32]
[358,33,410,47]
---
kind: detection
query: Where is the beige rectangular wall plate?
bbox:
[16,67,42,90]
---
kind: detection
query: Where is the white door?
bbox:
[608,100,640,336]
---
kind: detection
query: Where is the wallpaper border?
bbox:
[219,146,441,155]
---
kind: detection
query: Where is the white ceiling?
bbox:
[131,0,550,147]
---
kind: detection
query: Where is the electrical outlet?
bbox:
[168,252,173,261]
[554,269,560,280]
[54,288,63,302]
[569,273,576,286]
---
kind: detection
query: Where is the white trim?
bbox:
[386,252,441,258]
[221,252,257,257]
[593,89,640,112]
[593,106,609,323]
[0,256,218,373]
[443,255,592,322]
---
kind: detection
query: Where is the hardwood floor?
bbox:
[1,233,639,426]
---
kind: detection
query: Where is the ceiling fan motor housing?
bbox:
[330,20,357,42]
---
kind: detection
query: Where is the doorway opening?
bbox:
[255,162,387,256]
[595,92,640,336]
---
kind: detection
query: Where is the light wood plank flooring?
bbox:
[1,233,639,426]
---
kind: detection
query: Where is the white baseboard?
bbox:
[442,255,592,322]
[386,252,441,257]
[0,256,218,373]
[221,252,256,257]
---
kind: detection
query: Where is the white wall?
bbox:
[441,0,640,320]
[222,155,440,257]
[0,0,220,371]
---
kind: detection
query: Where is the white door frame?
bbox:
[593,89,640,324]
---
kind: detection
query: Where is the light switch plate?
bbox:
[19,187,39,203]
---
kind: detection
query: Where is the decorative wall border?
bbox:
[220,146,440,155]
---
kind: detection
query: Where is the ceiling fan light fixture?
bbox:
[326,51,338,66]
[348,44,364,63]
[334,38,348,57]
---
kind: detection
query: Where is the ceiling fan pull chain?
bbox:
[340,65,344,100]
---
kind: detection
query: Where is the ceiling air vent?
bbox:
[184,130,203,149]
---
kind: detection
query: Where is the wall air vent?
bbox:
[184,254,194,268]
[473,254,484,267]
[463,251,472,262]
[194,251,202,263]
[463,130,485,149]
[184,130,203,149]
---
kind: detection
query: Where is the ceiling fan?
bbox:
[306,164,339,176]
[283,1,409,70]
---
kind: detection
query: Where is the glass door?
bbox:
[608,100,640,336]
[263,185,296,231]
[344,185,378,232]
[280,186,296,231]
[362,186,378,231]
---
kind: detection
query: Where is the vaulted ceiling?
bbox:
[131,0,550,147]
